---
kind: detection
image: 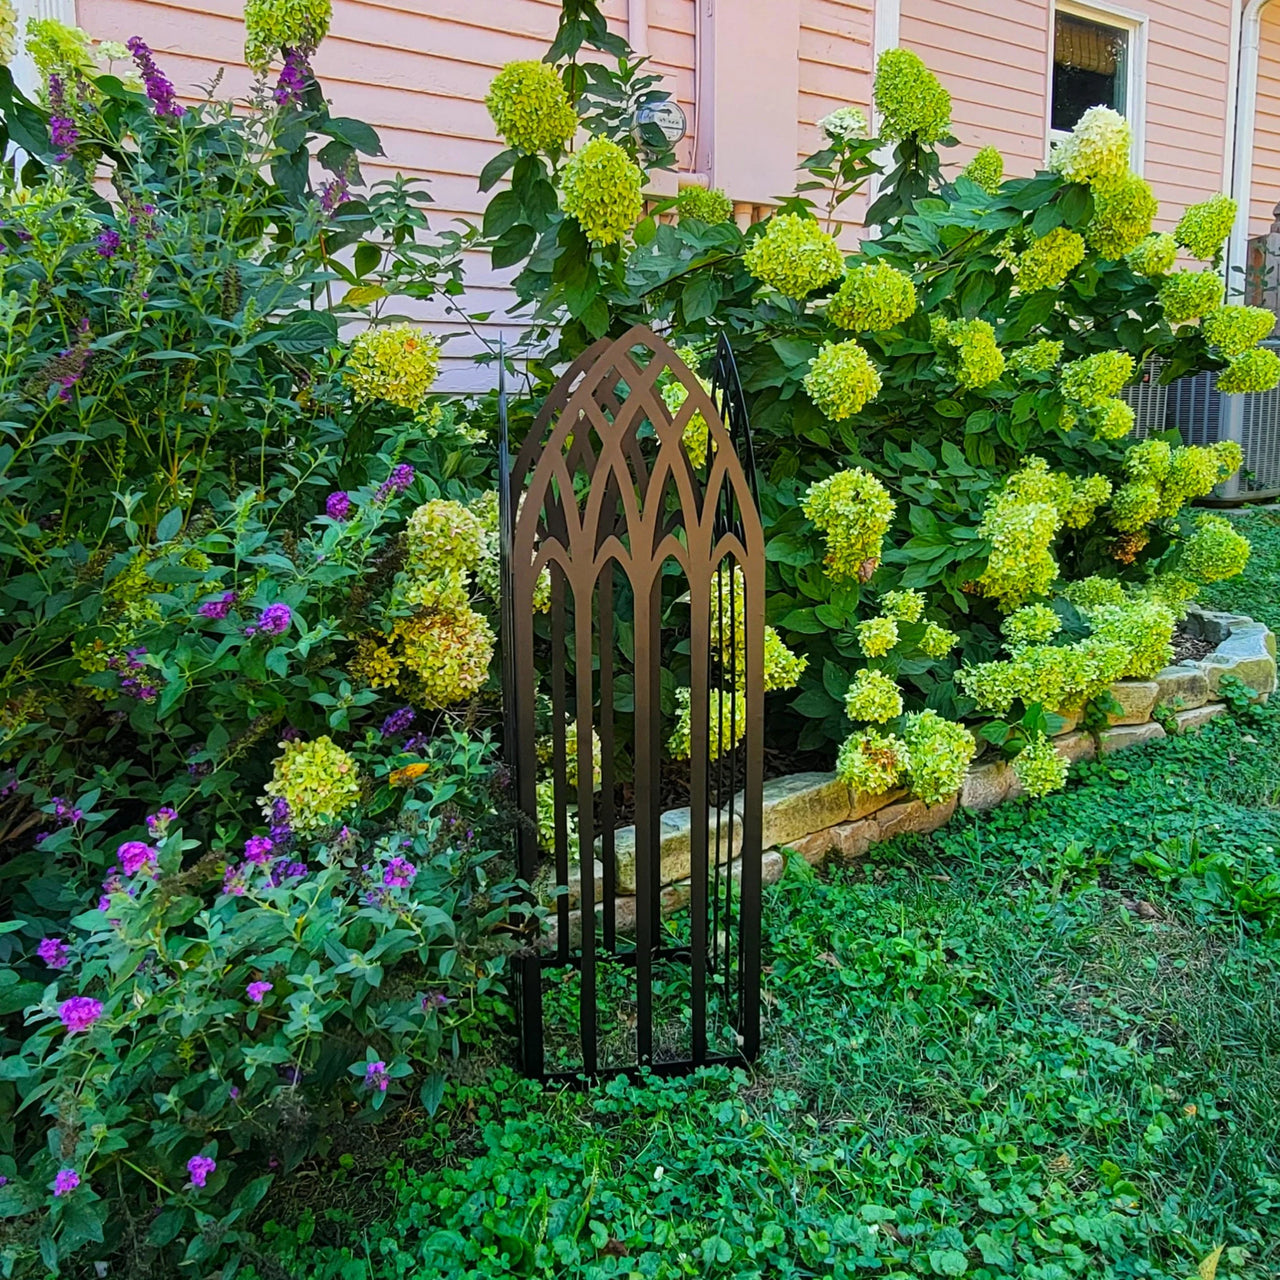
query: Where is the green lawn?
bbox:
[251,519,1280,1280]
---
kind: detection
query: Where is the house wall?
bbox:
[70,0,1278,381]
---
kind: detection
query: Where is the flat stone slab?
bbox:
[1099,722,1166,754]
[1109,680,1159,726]
[733,771,856,852]
[960,760,1016,812]
[1153,664,1210,711]
[1186,606,1251,644]
[1173,702,1227,734]
[607,806,742,894]
[1054,731,1097,764]
[875,795,957,841]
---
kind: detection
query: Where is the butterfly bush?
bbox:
[675,184,733,225]
[561,135,644,246]
[962,145,1004,193]
[485,60,577,154]
[744,213,844,298]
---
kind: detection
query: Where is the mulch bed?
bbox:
[1170,626,1215,664]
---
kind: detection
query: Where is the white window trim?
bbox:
[1046,0,1148,174]
[11,0,79,97]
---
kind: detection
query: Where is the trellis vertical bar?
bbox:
[598,567,617,953]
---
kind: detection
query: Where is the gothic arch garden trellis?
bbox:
[499,325,768,1080]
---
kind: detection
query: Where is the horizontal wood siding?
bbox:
[77,0,696,389]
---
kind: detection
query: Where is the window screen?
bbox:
[1051,11,1128,133]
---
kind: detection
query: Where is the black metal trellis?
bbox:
[498,325,765,1081]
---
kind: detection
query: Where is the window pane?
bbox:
[1052,11,1128,132]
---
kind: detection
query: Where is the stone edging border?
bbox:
[549,607,1276,943]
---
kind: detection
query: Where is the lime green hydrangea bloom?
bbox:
[1063,474,1113,529]
[977,461,1069,610]
[1061,576,1126,609]
[0,1,17,67]
[1003,603,1062,648]
[668,686,747,762]
[935,317,1005,389]
[803,340,882,420]
[1086,598,1176,678]
[536,718,603,792]
[394,585,495,708]
[1012,733,1069,798]
[920,621,958,660]
[262,735,360,834]
[1125,232,1178,277]
[836,728,911,796]
[1175,193,1237,261]
[962,146,1004,194]
[1060,350,1135,409]
[1123,439,1172,485]
[661,371,714,468]
[828,262,917,332]
[857,616,899,658]
[1085,172,1157,260]
[709,566,806,691]
[957,635,1129,716]
[1091,397,1135,441]
[818,106,869,145]
[471,490,550,608]
[485,60,577,154]
[344,325,440,412]
[763,626,808,691]
[1008,339,1064,376]
[1218,346,1280,394]
[405,500,486,583]
[744,213,844,299]
[562,136,644,246]
[1048,106,1131,187]
[1110,481,1161,532]
[1180,515,1251,584]
[244,0,331,71]
[1159,445,1235,516]
[676,184,733,225]
[1134,574,1201,614]
[24,17,93,82]
[844,669,903,723]
[902,710,975,806]
[1159,270,1224,326]
[1016,227,1086,292]
[803,468,896,582]
[880,589,924,623]
[874,48,951,143]
[1203,305,1276,357]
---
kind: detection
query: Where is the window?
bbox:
[1048,2,1146,166]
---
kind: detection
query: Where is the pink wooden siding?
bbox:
[1252,5,1280,235]
[899,0,1050,179]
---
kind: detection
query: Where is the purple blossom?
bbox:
[325,491,352,521]
[380,707,415,738]
[246,981,273,1004]
[198,592,236,620]
[46,75,79,162]
[273,48,311,106]
[247,603,292,637]
[95,229,121,258]
[126,36,184,118]
[52,1169,80,1197]
[421,992,450,1011]
[59,997,103,1034]
[383,856,417,889]
[376,464,415,502]
[52,797,83,826]
[229,1086,240,1100]
[319,174,350,215]
[146,806,179,836]
[186,1154,216,1189]
[37,937,70,970]
[364,1060,389,1092]
[118,840,158,877]
[244,835,274,865]
[222,864,248,897]
[284,860,308,878]
[97,894,111,912]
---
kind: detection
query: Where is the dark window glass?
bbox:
[1052,11,1128,133]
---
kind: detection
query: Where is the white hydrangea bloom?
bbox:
[1048,106,1132,187]
[818,106,869,146]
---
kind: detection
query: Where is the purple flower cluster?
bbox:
[376,464,415,503]
[96,228,121,259]
[325,491,352,521]
[37,937,71,970]
[274,48,312,106]
[244,835,275,865]
[198,591,237,621]
[421,992,450,1012]
[118,840,159,877]
[52,796,84,825]
[383,856,417,889]
[319,174,351,215]
[108,647,158,701]
[267,860,307,887]
[59,996,103,1034]
[246,603,292,637]
[380,707,415,739]
[222,864,248,897]
[127,37,184,118]
[246,981,273,1004]
[53,1169,80,1197]
[46,75,79,162]
[364,1060,389,1092]
[146,806,179,836]
[186,1154,216,1189]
